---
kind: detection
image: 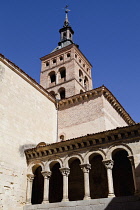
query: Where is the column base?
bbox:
[26,202,31,205]
[108,193,115,197]
[84,196,91,200]
[62,198,69,202]
[42,200,49,204]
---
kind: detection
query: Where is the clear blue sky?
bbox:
[1,0,140,122]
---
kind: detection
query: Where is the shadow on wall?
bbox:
[19,144,36,157]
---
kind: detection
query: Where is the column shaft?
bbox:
[60,168,70,202]
[26,174,34,204]
[103,160,115,197]
[80,164,91,200]
[41,171,52,204]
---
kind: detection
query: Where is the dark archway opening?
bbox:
[112,149,135,197]
[59,88,65,99]
[31,166,44,205]
[49,162,63,203]
[60,69,66,80]
[49,72,56,83]
[68,159,84,201]
[89,155,108,199]
[49,91,55,98]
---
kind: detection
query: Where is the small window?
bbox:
[80,90,84,93]
[83,64,85,68]
[79,59,81,63]
[75,54,77,58]
[87,68,89,72]
[60,135,65,141]
[59,88,65,99]
[60,70,66,79]
[46,62,49,67]
[69,33,71,38]
[63,32,66,39]
[50,91,55,98]
[53,59,56,64]
[67,53,71,58]
[49,72,56,83]
[60,56,63,61]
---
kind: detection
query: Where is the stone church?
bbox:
[0,9,140,210]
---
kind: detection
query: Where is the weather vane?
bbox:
[65,5,70,14]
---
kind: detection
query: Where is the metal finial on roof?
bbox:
[64,5,70,27]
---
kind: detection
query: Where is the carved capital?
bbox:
[103,160,114,170]
[41,171,52,179]
[27,174,34,182]
[59,168,70,177]
[128,156,134,166]
[80,164,91,173]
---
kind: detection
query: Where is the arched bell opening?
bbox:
[84,76,89,91]
[59,67,66,82]
[31,165,44,205]
[49,162,63,203]
[59,87,66,99]
[89,154,108,199]
[49,91,56,98]
[112,149,135,197]
[68,158,84,201]
[49,71,56,86]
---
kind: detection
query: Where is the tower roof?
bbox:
[52,6,75,52]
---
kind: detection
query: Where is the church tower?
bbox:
[40,7,93,99]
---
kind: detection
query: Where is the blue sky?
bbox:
[1,1,140,122]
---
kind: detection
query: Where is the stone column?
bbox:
[128,156,138,194]
[80,164,91,200]
[26,174,34,204]
[41,171,52,203]
[103,160,115,197]
[60,167,70,202]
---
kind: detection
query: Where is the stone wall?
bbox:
[0,61,57,210]
[58,94,127,141]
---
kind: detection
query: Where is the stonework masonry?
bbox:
[0,59,57,210]
[58,93,128,141]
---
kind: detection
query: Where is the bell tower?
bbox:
[40,6,93,99]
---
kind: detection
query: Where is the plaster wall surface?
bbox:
[58,94,127,141]
[0,62,57,210]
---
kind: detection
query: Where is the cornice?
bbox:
[25,123,140,161]
[0,54,56,104]
[58,86,135,125]
[40,44,92,68]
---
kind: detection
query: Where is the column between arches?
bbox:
[103,159,115,197]
[60,167,70,202]
[80,164,91,200]
[41,171,52,203]
[128,155,138,195]
[26,174,34,204]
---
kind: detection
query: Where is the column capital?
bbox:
[80,164,91,173]
[41,171,52,179]
[27,174,34,181]
[103,159,114,170]
[128,155,134,165]
[60,167,70,177]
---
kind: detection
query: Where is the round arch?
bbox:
[45,158,63,171]
[106,144,133,160]
[63,153,84,168]
[27,161,44,174]
[58,87,66,99]
[84,149,106,164]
